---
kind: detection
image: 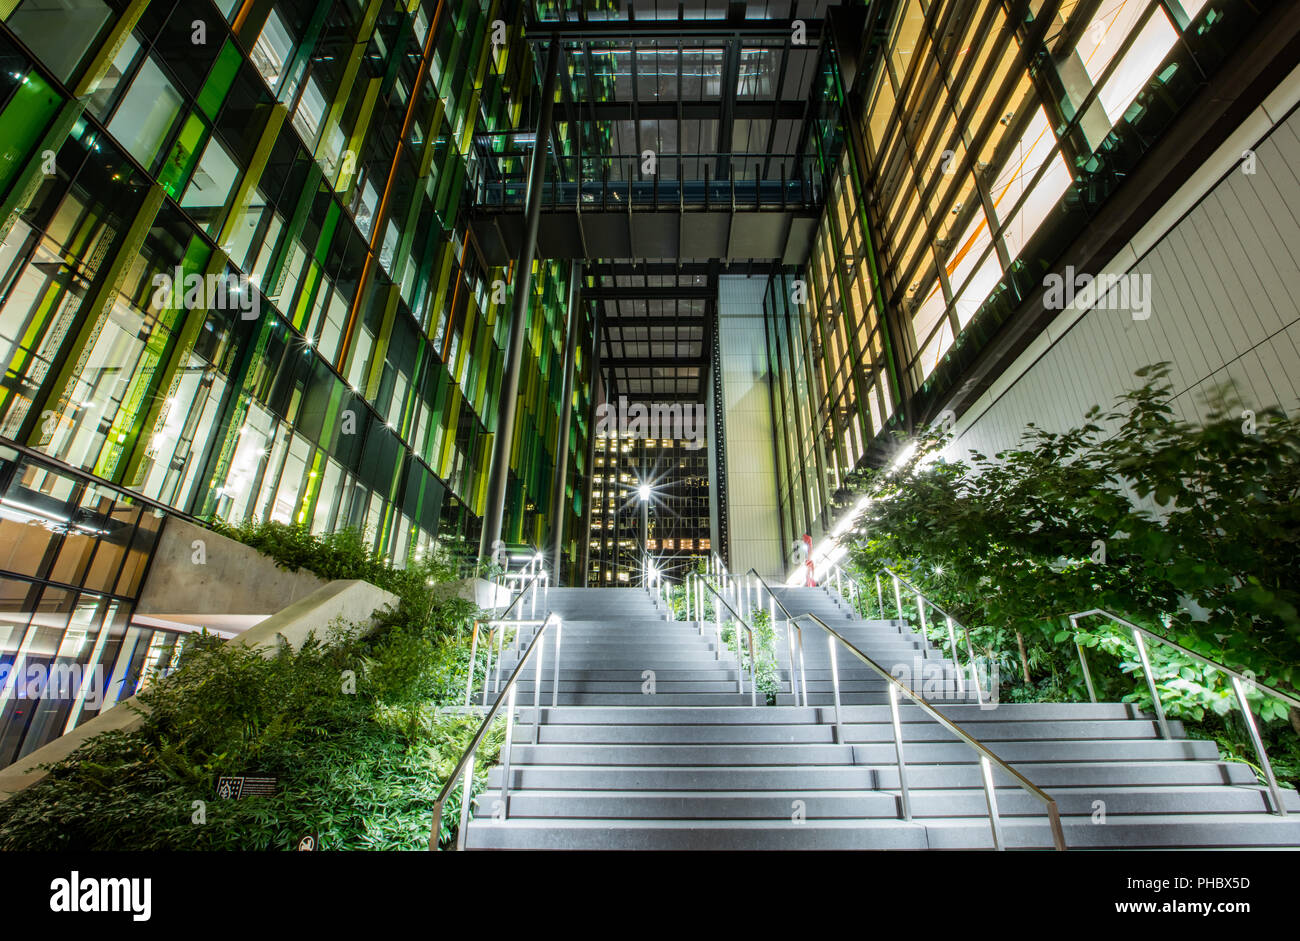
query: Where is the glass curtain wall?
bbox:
[768,0,1270,542]
[0,0,593,567]
[0,444,182,767]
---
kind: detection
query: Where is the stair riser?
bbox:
[521,704,1145,723]
[465,817,1300,851]
[498,740,1221,765]
[486,763,1259,790]
[527,719,1175,744]
[493,788,1283,820]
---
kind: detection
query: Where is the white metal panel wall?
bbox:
[717,275,784,578]
[946,83,1300,462]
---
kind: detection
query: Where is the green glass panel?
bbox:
[197,39,241,121]
[157,113,207,199]
[0,70,61,194]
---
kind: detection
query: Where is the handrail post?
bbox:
[464,621,481,707]
[498,683,518,819]
[892,574,904,623]
[1231,675,1288,816]
[828,634,844,743]
[980,755,1006,851]
[1075,630,1098,704]
[748,631,757,707]
[1047,802,1067,851]
[915,593,929,643]
[797,624,808,707]
[735,617,744,694]
[875,574,884,620]
[482,628,496,706]
[786,618,798,699]
[498,621,508,686]
[945,616,964,697]
[454,754,476,851]
[1130,628,1170,739]
[551,619,563,709]
[963,624,983,705]
[715,602,723,662]
[887,684,911,821]
[532,626,545,744]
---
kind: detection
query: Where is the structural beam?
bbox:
[602,316,709,327]
[526,18,824,42]
[583,286,713,300]
[608,356,708,368]
[554,101,809,122]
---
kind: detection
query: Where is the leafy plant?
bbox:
[0,523,494,850]
[844,365,1300,787]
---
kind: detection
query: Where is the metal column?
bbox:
[478,38,562,562]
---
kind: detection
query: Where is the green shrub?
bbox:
[845,365,1300,787]
[0,523,492,850]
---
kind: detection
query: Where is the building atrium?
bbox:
[0,0,1297,880]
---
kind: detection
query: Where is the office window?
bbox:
[251,9,294,93]
[180,136,240,235]
[5,0,111,83]
[85,33,141,121]
[107,56,184,169]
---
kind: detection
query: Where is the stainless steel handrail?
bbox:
[789,611,1066,851]
[431,611,562,851]
[1068,608,1296,816]
[827,561,985,704]
[639,549,671,615]
[745,569,808,705]
[498,552,549,620]
[691,574,759,706]
[463,566,549,706]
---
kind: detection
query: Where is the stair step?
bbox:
[527,717,1175,744]
[459,588,1299,850]
[485,760,1260,790]
[510,703,1148,724]
[491,785,1294,820]
[498,739,1221,766]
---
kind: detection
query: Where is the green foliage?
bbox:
[845,365,1300,787]
[720,610,781,705]
[0,523,491,850]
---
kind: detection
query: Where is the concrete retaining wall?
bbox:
[0,579,397,800]
[135,517,330,619]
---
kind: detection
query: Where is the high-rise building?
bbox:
[589,430,710,585]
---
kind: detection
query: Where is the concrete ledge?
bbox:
[451,577,511,609]
[135,517,330,621]
[0,579,398,800]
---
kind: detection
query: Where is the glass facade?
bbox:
[0,0,595,572]
[0,444,185,766]
[0,0,1274,639]
[766,0,1271,544]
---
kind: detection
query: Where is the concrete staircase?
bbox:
[766,585,972,705]
[463,586,1300,849]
